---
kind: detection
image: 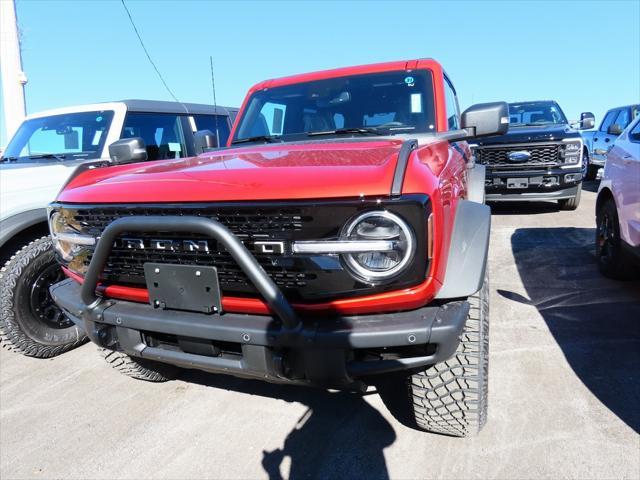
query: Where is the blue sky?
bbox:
[1,0,639,145]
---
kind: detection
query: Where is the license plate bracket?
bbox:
[507,178,528,189]
[143,263,222,314]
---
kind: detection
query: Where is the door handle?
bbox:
[623,154,634,164]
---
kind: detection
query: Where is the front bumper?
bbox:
[50,214,466,387]
[484,166,582,201]
[52,278,467,386]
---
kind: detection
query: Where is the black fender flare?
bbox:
[0,208,48,250]
[435,200,491,299]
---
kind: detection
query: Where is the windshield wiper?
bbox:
[231,135,283,145]
[0,156,18,163]
[307,127,384,137]
[28,153,67,161]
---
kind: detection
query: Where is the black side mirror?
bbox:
[580,112,595,130]
[461,102,509,138]
[194,130,218,153]
[607,124,623,136]
[108,137,148,164]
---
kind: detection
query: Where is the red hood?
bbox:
[58,140,404,203]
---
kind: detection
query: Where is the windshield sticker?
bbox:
[91,130,103,146]
[96,116,103,122]
[168,142,182,153]
[404,76,415,87]
[411,93,422,113]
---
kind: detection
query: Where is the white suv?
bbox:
[0,100,237,357]
[595,115,640,279]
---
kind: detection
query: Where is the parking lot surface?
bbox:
[1,181,639,480]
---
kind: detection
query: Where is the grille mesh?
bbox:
[72,206,316,294]
[476,144,563,168]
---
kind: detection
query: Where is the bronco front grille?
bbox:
[475,143,562,168]
[73,206,315,294]
[60,198,430,301]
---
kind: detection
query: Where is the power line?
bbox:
[120,0,183,107]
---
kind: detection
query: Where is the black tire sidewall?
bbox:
[8,243,81,346]
[596,199,623,274]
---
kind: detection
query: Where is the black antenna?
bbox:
[210,56,220,146]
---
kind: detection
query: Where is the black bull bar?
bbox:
[52,215,468,383]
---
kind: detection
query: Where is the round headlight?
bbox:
[49,211,95,263]
[341,211,415,283]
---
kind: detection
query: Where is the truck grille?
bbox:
[59,198,430,301]
[72,206,315,294]
[475,143,562,168]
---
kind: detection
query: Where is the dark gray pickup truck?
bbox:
[471,100,594,210]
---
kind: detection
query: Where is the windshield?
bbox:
[232,70,436,144]
[2,110,114,162]
[508,102,568,126]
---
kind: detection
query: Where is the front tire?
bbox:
[0,237,86,358]
[100,348,180,382]
[382,274,490,437]
[596,198,636,279]
[585,164,598,181]
[558,184,582,210]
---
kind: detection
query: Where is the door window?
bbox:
[444,77,460,130]
[122,113,187,161]
[629,119,640,143]
[613,109,631,130]
[599,110,618,132]
[192,114,231,146]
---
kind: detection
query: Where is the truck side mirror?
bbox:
[194,130,218,153]
[607,124,623,136]
[461,102,509,138]
[580,112,595,130]
[108,138,148,164]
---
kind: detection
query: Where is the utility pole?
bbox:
[0,0,28,143]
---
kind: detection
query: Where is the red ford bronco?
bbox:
[48,59,507,437]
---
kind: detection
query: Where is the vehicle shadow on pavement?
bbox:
[500,227,640,433]
[181,371,395,479]
[489,201,560,215]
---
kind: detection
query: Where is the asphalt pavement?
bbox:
[1,180,639,479]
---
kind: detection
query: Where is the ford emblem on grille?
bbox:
[507,151,531,162]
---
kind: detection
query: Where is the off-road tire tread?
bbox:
[407,274,489,437]
[0,236,86,358]
[100,348,179,382]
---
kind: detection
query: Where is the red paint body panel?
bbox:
[57,58,468,315]
[59,140,404,203]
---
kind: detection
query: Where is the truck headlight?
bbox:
[563,139,582,164]
[49,210,96,262]
[341,211,415,283]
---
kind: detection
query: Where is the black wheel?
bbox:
[596,198,636,279]
[380,274,489,437]
[0,237,87,357]
[558,184,582,210]
[100,348,180,382]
